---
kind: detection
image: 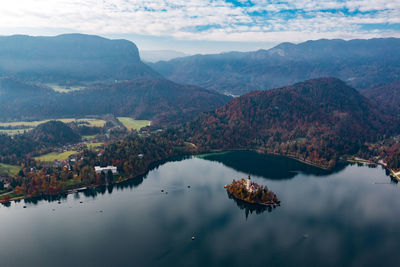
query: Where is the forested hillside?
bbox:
[0,121,81,165]
[0,77,230,126]
[363,80,400,117]
[174,78,394,168]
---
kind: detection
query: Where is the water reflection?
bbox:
[1,156,191,207]
[227,191,274,218]
[200,151,346,179]
[0,152,399,267]
[2,152,348,207]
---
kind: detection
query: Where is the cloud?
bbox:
[0,0,399,43]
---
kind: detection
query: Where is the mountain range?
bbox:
[0,34,159,83]
[151,38,400,95]
[1,33,400,147]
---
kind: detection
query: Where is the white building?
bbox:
[245,176,259,193]
[246,178,252,190]
[94,166,118,175]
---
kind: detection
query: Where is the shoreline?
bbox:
[346,156,400,182]
[1,149,335,204]
[1,155,191,204]
[3,150,396,204]
[225,179,281,207]
[204,148,333,170]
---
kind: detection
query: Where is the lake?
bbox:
[1,151,399,267]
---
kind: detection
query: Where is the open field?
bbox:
[117,117,151,131]
[35,151,77,162]
[0,163,20,177]
[0,120,51,127]
[73,118,107,127]
[0,118,107,135]
[82,135,97,141]
[87,142,104,150]
[0,128,34,135]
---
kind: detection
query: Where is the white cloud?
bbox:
[0,0,399,43]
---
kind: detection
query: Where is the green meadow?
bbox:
[117,117,151,131]
[34,151,78,162]
[0,163,20,177]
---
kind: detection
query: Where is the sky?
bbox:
[0,0,399,54]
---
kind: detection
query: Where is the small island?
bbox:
[225,176,280,207]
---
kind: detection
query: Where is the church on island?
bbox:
[246,176,259,193]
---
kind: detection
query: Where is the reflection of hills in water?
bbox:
[14,156,191,206]
[3,151,347,207]
[227,191,275,219]
[200,150,346,180]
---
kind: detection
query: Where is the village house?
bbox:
[0,177,10,189]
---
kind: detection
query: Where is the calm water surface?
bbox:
[1,151,400,267]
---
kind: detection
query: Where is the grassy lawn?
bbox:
[117,117,150,131]
[0,163,20,176]
[87,142,104,150]
[75,118,106,127]
[82,135,97,141]
[0,189,12,195]
[0,120,48,127]
[60,179,84,189]
[35,151,78,162]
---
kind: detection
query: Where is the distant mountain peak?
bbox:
[0,33,160,83]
